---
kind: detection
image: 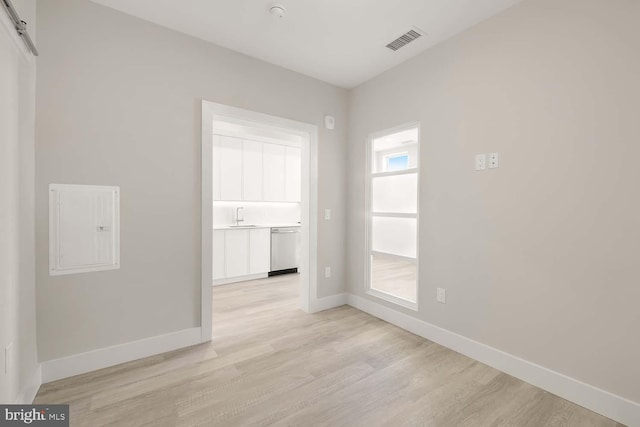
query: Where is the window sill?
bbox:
[365,288,418,312]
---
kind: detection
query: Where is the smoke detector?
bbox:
[269,4,286,18]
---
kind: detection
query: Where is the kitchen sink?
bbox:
[229,224,258,228]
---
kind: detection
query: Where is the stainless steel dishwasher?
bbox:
[270,227,300,275]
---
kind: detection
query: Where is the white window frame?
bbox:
[364,123,420,311]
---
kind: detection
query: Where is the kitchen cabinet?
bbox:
[249,228,271,274]
[213,227,271,284]
[285,146,301,202]
[225,228,249,277]
[263,143,286,201]
[242,140,263,201]
[213,135,301,203]
[219,135,243,201]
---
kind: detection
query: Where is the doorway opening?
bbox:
[365,124,420,310]
[201,101,318,341]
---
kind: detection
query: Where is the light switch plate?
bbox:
[437,288,446,304]
[325,267,331,278]
[475,154,486,171]
[324,209,331,220]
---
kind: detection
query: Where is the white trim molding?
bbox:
[310,293,348,313]
[347,294,640,427]
[41,327,202,383]
[202,100,319,343]
[213,273,268,286]
[14,365,42,404]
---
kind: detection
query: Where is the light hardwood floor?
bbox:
[371,253,417,302]
[35,274,624,426]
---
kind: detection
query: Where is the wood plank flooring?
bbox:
[35,274,624,426]
[371,253,417,302]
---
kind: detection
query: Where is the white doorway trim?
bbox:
[201,100,318,342]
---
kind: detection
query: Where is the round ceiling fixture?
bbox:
[269,4,286,19]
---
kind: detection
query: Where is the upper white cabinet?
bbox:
[49,184,120,276]
[263,143,286,202]
[242,140,263,201]
[285,147,301,202]
[219,135,243,201]
[213,135,301,202]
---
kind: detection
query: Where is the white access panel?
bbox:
[49,184,120,276]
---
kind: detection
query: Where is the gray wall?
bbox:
[35,0,348,361]
[348,0,640,403]
[0,0,38,402]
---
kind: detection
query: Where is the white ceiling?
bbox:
[91,0,523,89]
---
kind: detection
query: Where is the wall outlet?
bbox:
[324,267,331,278]
[489,152,500,169]
[324,209,331,220]
[5,342,12,374]
[475,154,486,171]
[437,288,446,304]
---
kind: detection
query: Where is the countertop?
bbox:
[213,223,301,230]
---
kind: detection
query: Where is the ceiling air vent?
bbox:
[385,27,424,51]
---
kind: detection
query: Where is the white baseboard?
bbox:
[14,365,42,404]
[310,293,348,313]
[347,294,640,427]
[213,273,268,286]
[41,327,203,384]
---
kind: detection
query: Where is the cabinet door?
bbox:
[219,136,243,201]
[243,140,263,201]
[212,135,222,201]
[212,230,226,279]
[285,146,301,202]
[225,229,249,277]
[263,143,286,201]
[249,228,271,274]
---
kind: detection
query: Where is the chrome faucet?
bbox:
[235,207,245,226]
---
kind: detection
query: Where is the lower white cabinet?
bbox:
[249,228,270,274]
[225,229,249,278]
[213,228,271,283]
